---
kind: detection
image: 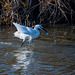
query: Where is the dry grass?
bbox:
[0,0,74,27]
[38,0,73,24]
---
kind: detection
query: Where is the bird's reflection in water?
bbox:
[12,46,33,71]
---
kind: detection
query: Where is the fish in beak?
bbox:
[40,27,48,36]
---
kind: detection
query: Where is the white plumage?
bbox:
[13,22,48,46]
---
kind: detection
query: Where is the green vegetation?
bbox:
[0,0,75,27]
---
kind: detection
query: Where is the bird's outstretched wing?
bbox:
[13,22,31,34]
[26,27,36,35]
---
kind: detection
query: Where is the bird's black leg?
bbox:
[21,41,25,47]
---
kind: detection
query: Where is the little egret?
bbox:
[13,22,48,46]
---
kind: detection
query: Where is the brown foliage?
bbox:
[0,0,74,26]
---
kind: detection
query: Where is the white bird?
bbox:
[13,22,48,46]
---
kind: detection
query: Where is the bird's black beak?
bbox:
[41,27,48,36]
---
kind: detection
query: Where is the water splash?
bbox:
[0,42,12,45]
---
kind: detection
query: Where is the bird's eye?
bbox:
[32,26,34,28]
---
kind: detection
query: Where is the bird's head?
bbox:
[34,25,48,36]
